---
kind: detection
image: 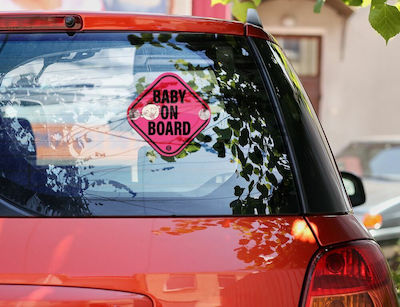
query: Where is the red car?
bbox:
[0,11,397,306]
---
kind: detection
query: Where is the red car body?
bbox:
[0,12,396,307]
[0,215,371,306]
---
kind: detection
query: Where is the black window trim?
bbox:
[248,36,353,215]
[246,36,307,214]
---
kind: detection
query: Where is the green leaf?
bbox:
[342,0,363,6]
[230,199,242,214]
[161,155,176,162]
[211,0,232,5]
[371,0,385,4]
[231,143,237,157]
[252,0,262,6]
[176,150,188,159]
[240,163,253,181]
[245,198,261,214]
[141,33,154,42]
[150,41,163,48]
[145,150,157,163]
[187,80,198,91]
[361,0,371,6]
[202,84,215,92]
[167,42,182,51]
[127,34,144,48]
[239,128,249,146]
[136,83,145,94]
[257,183,269,197]
[248,180,255,193]
[212,141,226,158]
[228,118,242,131]
[213,127,232,142]
[232,0,257,22]
[249,146,263,165]
[185,143,201,153]
[237,147,247,165]
[158,33,172,43]
[252,135,263,148]
[314,0,326,13]
[369,1,400,43]
[196,133,212,143]
[266,172,278,186]
[234,185,245,197]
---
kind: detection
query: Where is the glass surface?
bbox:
[275,36,319,77]
[0,33,299,216]
[342,177,356,196]
[254,38,350,213]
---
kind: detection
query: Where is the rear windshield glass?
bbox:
[0,32,299,216]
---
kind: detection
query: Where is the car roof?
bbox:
[0,11,275,41]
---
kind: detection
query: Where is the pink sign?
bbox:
[127,73,211,157]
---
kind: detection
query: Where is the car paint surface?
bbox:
[0,217,322,306]
[306,214,372,246]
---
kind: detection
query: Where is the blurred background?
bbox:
[3,0,400,284]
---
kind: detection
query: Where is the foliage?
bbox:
[368,0,400,43]
[392,265,400,298]
[324,0,400,43]
[212,0,400,43]
[152,218,309,270]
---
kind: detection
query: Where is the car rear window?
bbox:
[0,32,299,216]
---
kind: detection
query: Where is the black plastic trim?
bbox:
[246,36,307,214]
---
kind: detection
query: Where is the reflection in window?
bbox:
[0,33,299,216]
[164,274,196,292]
[275,36,319,77]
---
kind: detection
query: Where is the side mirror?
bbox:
[341,171,366,207]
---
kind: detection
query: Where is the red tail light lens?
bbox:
[0,15,82,31]
[303,240,398,307]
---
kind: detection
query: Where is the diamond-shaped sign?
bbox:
[127,73,211,157]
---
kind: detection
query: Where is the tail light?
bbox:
[303,240,398,307]
[363,213,383,230]
[0,15,82,31]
